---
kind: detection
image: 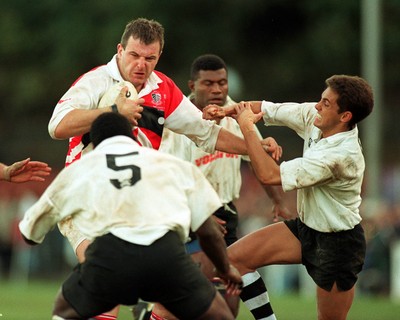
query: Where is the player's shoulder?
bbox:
[71,64,112,92]
[153,70,177,87]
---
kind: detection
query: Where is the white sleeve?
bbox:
[185,164,222,232]
[19,167,84,248]
[57,216,87,254]
[261,101,317,139]
[19,192,61,244]
[48,70,113,139]
[159,128,193,161]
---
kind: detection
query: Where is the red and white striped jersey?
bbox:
[49,55,221,166]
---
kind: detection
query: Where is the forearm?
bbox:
[262,184,284,204]
[222,101,262,115]
[54,107,112,139]
[241,127,281,185]
[248,162,283,201]
[196,218,230,274]
[248,101,263,114]
[198,232,230,275]
[215,128,247,155]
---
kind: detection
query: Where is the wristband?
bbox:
[111,104,119,113]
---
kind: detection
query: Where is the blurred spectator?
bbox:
[359,202,400,295]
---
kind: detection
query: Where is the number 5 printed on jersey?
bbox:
[106,152,141,189]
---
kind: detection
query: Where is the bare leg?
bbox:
[152,291,234,320]
[152,304,179,320]
[52,288,83,320]
[228,222,301,274]
[317,282,355,320]
[228,222,301,320]
[195,291,234,320]
[191,251,239,317]
[75,240,120,318]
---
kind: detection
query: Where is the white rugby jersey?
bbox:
[48,55,221,166]
[19,136,222,248]
[160,96,262,204]
[261,101,364,232]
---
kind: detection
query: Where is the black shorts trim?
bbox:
[284,218,366,291]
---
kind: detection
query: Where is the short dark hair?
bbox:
[190,54,227,81]
[326,75,374,127]
[121,18,164,52]
[90,113,134,147]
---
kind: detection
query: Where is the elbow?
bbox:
[257,170,281,186]
[49,122,63,140]
[51,123,69,140]
[195,217,222,244]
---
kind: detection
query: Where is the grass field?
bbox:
[1,280,400,319]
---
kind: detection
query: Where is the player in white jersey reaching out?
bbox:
[19,112,243,320]
[204,74,374,320]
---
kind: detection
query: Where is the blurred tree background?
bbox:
[0,0,399,172]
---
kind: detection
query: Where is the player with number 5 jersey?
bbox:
[20,112,242,320]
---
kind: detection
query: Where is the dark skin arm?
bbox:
[195,216,243,295]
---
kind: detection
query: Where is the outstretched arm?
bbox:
[203,101,263,121]
[0,158,51,183]
[215,128,248,155]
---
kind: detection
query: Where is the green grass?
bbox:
[1,280,400,319]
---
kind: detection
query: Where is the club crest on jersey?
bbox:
[151,92,162,106]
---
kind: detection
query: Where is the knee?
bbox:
[227,247,253,276]
[52,288,82,319]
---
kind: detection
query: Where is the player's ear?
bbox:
[188,80,195,92]
[117,43,124,57]
[341,111,352,123]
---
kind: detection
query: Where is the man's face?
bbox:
[189,68,228,110]
[314,87,350,137]
[117,36,161,92]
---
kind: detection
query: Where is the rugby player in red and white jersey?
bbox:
[48,18,281,320]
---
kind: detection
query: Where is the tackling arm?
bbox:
[195,217,243,295]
